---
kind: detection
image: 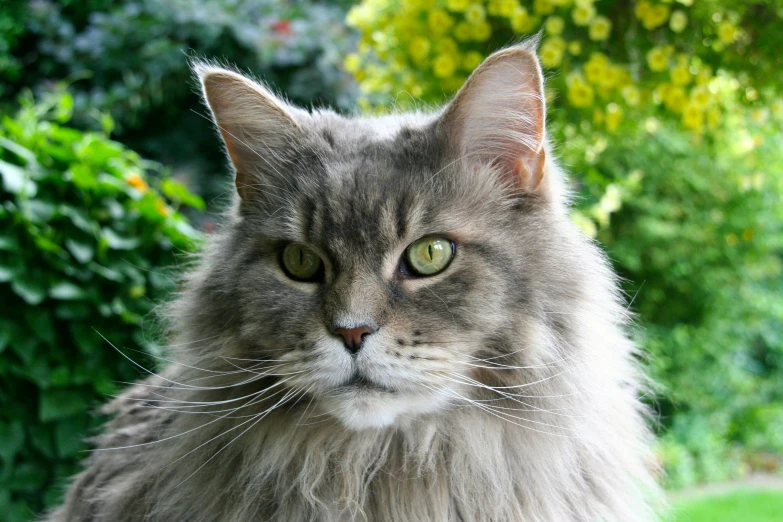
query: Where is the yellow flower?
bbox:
[472,21,492,41]
[605,103,622,131]
[346,5,372,29]
[669,10,687,32]
[689,86,711,108]
[496,0,521,17]
[646,46,670,72]
[510,7,532,33]
[572,4,596,26]
[641,4,670,30]
[534,0,555,15]
[664,86,687,112]
[705,108,719,129]
[670,65,691,86]
[126,172,148,193]
[428,9,454,34]
[634,1,651,19]
[771,99,783,117]
[588,16,611,40]
[463,51,484,71]
[447,0,470,11]
[725,233,739,247]
[622,85,641,106]
[567,75,595,107]
[545,16,565,35]
[454,22,473,41]
[408,37,431,62]
[583,53,608,84]
[718,21,737,44]
[465,4,487,23]
[742,229,754,242]
[438,38,459,56]
[343,53,361,74]
[433,54,457,78]
[540,37,566,68]
[568,40,582,55]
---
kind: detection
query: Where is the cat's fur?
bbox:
[45,42,661,521]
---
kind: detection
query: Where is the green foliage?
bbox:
[345,0,783,489]
[672,489,783,522]
[0,0,356,198]
[591,117,783,487]
[0,89,203,520]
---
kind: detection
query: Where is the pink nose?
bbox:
[332,326,375,354]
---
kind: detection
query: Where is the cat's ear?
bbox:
[437,42,546,192]
[194,63,303,200]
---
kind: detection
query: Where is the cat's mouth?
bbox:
[343,374,395,394]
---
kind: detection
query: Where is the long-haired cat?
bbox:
[45,42,661,521]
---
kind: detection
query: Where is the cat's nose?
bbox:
[331,325,376,355]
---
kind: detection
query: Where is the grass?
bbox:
[672,489,783,522]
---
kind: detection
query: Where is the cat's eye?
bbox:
[281,243,323,281]
[405,236,455,276]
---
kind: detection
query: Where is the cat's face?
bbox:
[197,44,560,429]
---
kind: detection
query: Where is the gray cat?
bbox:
[44,41,662,521]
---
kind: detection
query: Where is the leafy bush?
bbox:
[345,0,783,488]
[0,90,203,521]
[1,0,357,198]
[592,118,783,487]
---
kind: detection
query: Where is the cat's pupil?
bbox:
[428,244,433,261]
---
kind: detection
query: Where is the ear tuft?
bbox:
[438,43,547,192]
[193,61,302,200]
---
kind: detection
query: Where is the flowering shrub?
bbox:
[345,0,778,135]
[344,0,783,488]
[0,90,203,520]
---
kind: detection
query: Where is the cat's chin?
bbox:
[321,387,447,431]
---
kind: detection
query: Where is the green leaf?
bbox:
[54,416,88,458]
[65,238,94,263]
[161,178,206,210]
[11,275,46,305]
[88,261,124,282]
[24,199,57,222]
[39,388,92,422]
[0,421,24,465]
[102,228,141,250]
[25,308,56,346]
[0,159,36,195]
[0,136,36,165]
[60,206,95,234]
[0,328,9,354]
[8,462,48,493]
[54,302,91,320]
[0,235,20,251]
[0,262,19,282]
[49,281,87,300]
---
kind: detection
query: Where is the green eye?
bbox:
[405,236,455,276]
[282,243,323,281]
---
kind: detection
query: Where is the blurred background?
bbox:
[0,1,781,520]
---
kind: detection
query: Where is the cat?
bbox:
[44,40,662,521]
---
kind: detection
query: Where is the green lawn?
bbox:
[672,489,783,522]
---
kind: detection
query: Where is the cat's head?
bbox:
[192,43,581,430]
